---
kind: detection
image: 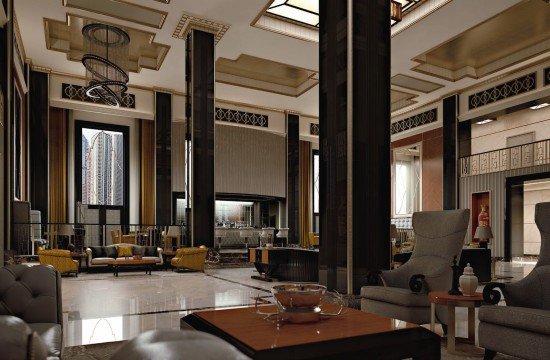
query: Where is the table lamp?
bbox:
[474,225,493,249]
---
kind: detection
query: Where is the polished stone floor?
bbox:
[61,261,534,349]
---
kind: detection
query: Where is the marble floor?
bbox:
[62,261,534,349]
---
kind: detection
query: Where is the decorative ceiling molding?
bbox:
[216,54,318,97]
[391,74,444,93]
[44,13,170,73]
[62,0,167,29]
[468,73,537,110]
[391,89,418,112]
[391,108,438,135]
[411,0,550,81]
[152,0,170,3]
[172,12,230,44]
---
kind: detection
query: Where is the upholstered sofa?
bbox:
[361,209,469,329]
[86,243,163,269]
[111,329,250,360]
[0,265,63,359]
[480,202,550,360]
[171,246,208,271]
[38,249,79,276]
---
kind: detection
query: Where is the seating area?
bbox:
[2,0,550,359]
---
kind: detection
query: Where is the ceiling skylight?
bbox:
[266,0,422,28]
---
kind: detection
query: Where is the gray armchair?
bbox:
[361,209,469,328]
[480,202,550,360]
[0,265,63,359]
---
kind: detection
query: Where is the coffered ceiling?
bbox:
[14,0,549,118]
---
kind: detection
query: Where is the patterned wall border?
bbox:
[468,73,537,110]
[215,107,268,128]
[391,108,437,135]
[545,67,550,87]
[61,83,136,109]
[310,123,319,136]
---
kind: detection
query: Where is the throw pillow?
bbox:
[90,246,105,259]
[105,246,118,258]
[117,246,133,258]
[143,246,157,257]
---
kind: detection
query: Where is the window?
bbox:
[81,128,124,206]
[393,145,421,216]
[312,151,319,231]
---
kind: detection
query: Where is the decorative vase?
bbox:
[478,205,489,227]
[459,263,479,296]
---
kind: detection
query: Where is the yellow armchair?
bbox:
[170,246,208,272]
[38,249,79,276]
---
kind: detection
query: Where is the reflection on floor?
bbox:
[62,261,534,348]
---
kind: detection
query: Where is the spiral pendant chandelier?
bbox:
[81,23,130,107]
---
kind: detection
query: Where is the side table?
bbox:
[428,291,484,356]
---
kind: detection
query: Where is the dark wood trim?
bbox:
[443,95,458,210]
[74,120,130,226]
[287,113,299,245]
[155,91,172,225]
[505,171,550,261]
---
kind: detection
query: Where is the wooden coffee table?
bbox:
[182,304,440,359]
[106,259,157,277]
[428,291,484,356]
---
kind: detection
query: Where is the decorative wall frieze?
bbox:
[468,73,537,110]
[460,139,550,177]
[545,67,550,87]
[62,83,136,109]
[310,123,319,136]
[215,107,268,128]
[390,108,437,135]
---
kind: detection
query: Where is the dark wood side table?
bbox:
[428,291,484,357]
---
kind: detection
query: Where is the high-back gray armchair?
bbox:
[0,265,63,359]
[361,209,470,328]
[480,202,550,360]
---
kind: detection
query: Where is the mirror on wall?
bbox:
[393,145,421,216]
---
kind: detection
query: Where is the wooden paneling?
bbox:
[140,119,155,225]
[49,107,67,222]
[299,141,312,248]
[443,95,458,210]
[155,91,172,225]
[29,70,49,221]
[287,113,299,245]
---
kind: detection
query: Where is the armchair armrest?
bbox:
[483,282,507,305]
[85,248,92,268]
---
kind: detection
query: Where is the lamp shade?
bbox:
[474,225,493,239]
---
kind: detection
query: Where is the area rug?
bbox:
[62,341,125,360]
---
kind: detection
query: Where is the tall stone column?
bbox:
[319,0,391,294]
[189,30,215,248]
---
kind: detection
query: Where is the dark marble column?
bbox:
[443,95,459,210]
[29,70,49,222]
[155,91,172,225]
[190,30,215,248]
[319,0,391,294]
[286,113,299,244]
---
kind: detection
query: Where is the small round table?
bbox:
[428,291,484,356]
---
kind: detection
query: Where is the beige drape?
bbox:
[299,141,312,248]
[48,107,67,223]
[140,119,155,225]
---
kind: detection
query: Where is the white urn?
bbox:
[459,263,479,296]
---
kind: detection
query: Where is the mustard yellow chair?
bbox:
[38,249,79,276]
[308,232,319,247]
[170,246,208,272]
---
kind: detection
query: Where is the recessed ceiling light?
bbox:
[530,103,550,110]
[476,119,495,125]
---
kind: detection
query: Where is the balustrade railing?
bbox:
[460,139,550,177]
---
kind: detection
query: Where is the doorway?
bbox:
[505,172,550,261]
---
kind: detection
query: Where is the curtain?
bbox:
[140,119,155,225]
[48,107,67,223]
[299,141,312,248]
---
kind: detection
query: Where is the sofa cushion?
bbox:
[28,323,62,359]
[361,286,431,307]
[0,315,49,360]
[90,257,115,265]
[142,256,160,263]
[105,246,118,258]
[143,246,158,257]
[479,305,550,335]
[89,246,105,259]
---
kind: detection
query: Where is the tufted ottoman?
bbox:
[0,265,63,359]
